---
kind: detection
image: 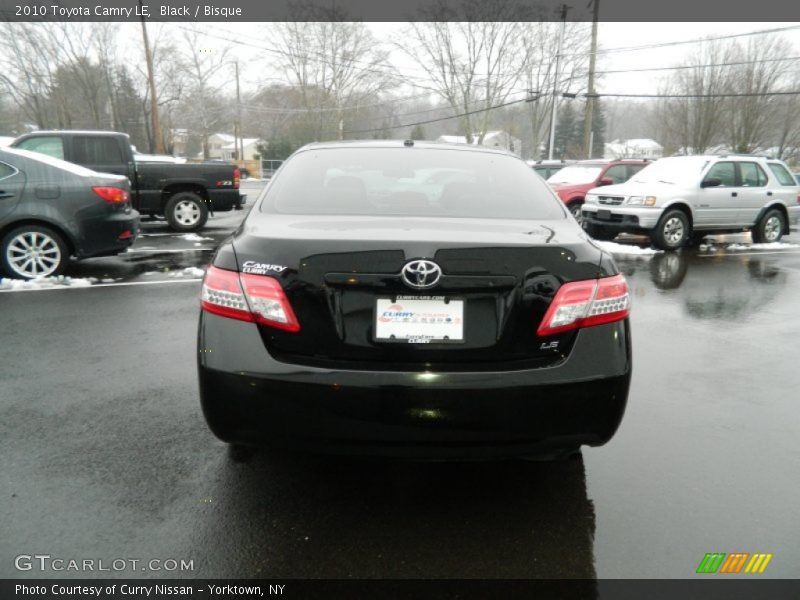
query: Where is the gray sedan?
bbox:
[0,147,139,279]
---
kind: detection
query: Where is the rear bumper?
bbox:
[197,313,632,458]
[77,210,139,258]
[208,189,242,212]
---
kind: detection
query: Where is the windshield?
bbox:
[547,166,602,185]
[260,147,565,220]
[629,157,711,185]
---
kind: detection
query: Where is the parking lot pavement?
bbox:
[1,228,799,579]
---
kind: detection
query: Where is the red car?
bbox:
[546,159,651,221]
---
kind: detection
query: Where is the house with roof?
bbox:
[436,130,522,155]
[604,138,664,160]
[221,137,264,161]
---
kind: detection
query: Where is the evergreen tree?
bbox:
[590,100,606,159]
[409,124,426,140]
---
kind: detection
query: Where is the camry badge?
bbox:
[401,259,442,289]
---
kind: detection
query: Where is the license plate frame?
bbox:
[374,295,465,344]
[597,209,611,220]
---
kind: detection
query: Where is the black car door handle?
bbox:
[0,191,14,199]
[731,192,738,197]
[767,191,773,196]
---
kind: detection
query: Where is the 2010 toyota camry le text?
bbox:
[197,140,632,460]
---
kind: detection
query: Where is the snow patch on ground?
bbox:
[168,267,206,278]
[724,242,799,251]
[0,275,98,291]
[593,241,663,256]
[181,234,214,242]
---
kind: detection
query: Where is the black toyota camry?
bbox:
[198,141,631,459]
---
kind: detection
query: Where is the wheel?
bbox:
[651,209,691,250]
[568,201,584,223]
[165,192,209,232]
[1,225,69,279]
[751,209,785,244]
[584,222,618,241]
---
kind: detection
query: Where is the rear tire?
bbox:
[584,223,618,241]
[165,192,209,232]
[751,209,785,244]
[652,209,691,251]
[1,224,69,280]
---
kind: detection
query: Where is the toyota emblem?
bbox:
[401,259,442,289]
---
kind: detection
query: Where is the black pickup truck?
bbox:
[11,131,243,232]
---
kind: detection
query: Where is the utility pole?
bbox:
[548,4,569,160]
[235,61,243,163]
[582,0,600,159]
[139,0,164,153]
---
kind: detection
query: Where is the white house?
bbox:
[203,133,236,159]
[221,138,264,161]
[604,138,664,160]
[436,130,522,155]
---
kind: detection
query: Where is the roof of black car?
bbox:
[298,139,515,156]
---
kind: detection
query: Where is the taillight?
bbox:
[201,265,300,332]
[233,168,240,190]
[93,186,129,204]
[537,274,630,337]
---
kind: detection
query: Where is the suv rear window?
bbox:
[261,148,565,220]
[767,163,797,186]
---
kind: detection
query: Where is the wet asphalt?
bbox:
[1,185,798,579]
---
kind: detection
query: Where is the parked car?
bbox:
[197,140,632,460]
[526,159,576,180]
[0,147,138,279]
[546,158,651,221]
[11,131,243,231]
[581,155,800,250]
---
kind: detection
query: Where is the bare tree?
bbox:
[271,4,396,141]
[0,23,60,128]
[725,36,793,153]
[655,39,735,154]
[176,26,232,158]
[397,1,531,144]
[521,21,590,158]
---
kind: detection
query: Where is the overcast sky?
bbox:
[125,21,800,97]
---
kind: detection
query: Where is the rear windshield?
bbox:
[259,147,565,220]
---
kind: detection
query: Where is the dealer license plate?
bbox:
[375,296,464,343]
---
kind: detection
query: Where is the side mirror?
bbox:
[701,177,722,188]
[598,177,614,186]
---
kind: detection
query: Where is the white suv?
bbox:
[581,155,800,250]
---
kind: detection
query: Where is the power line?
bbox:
[595,55,800,75]
[585,90,800,98]
[562,24,800,58]
[342,96,532,136]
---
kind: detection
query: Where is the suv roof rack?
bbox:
[717,153,774,159]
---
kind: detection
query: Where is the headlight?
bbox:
[584,194,597,205]
[627,196,657,206]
